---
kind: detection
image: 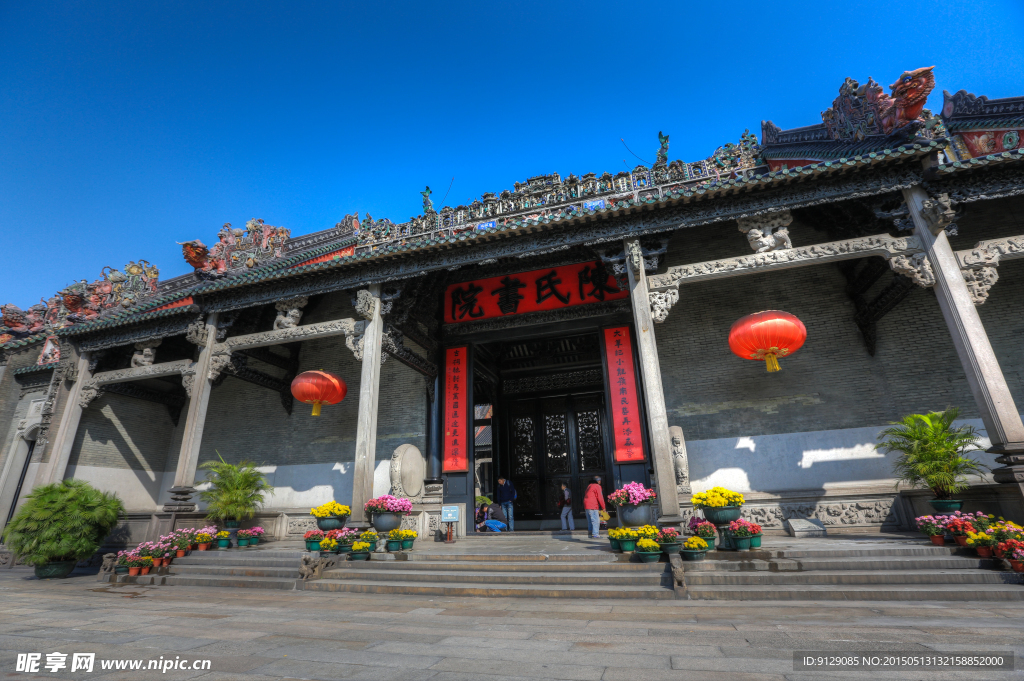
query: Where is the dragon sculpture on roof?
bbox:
[180,219,290,279]
[822,66,937,141]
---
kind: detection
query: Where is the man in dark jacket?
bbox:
[495,477,517,532]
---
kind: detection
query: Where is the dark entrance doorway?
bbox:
[504,392,610,525]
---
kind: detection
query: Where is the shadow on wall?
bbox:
[686,417,1003,495]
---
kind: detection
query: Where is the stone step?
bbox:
[169,564,299,578]
[683,583,1024,601]
[704,545,965,560]
[303,578,675,599]
[684,555,996,572]
[108,573,299,590]
[684,569,1024,586]
[321,567,669,586]
[332,559,664,573]
[408,552,621,562]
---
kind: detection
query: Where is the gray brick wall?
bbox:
[655,195,1024,442]
[196,291,427,469]
[66,393,177,472]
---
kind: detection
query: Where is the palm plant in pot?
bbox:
[2,480,124,579]
[876,408,988,513]
[197,453,273,541]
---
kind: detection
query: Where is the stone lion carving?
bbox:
[97,552,117,581]
[737,212,793,253]
[131,340,161,368]
[298,554,335,580]
[274,297,308,330]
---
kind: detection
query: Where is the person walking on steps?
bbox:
[558,482,574,532]
[496,476,517,532]
[583,476,606,539]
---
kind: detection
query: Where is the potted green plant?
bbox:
[215,530,231,549]
[616,527,638,552]
[876,408,988,513]
[681,536,708,561]
[386,529,404,552]
[634,538,662,563]
[1,480,124,580]
[197,453,274,539]
[656,528,682,554]
[358,529,380,552]
[248,526,265,546]
[400,529,417,551]
[236,529,251,548]
[606,527,623,552]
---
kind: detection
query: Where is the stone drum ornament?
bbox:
[290,370,347,416]
[728,310,806,373]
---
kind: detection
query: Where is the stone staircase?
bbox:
[307,551,675,599]
[112,548,305,590]
[679,542,1024,601]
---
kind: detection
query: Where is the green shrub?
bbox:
[475,495,493,506]
[877,407,989,499]
[2,480,124,566]
[198,452,273,522]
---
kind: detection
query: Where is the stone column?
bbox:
[165,312,219,511]
[350,285,384,524]
[41,350,92,485]
[623,239,682,520]
[425,373,442,484]
[904,187,1024,489]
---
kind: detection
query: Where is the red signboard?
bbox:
[443,260,628,323]
[603,327,645,463]
[443,346,469,472]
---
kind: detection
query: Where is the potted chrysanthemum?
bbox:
[310,501,351,531]
[689,518,717,551]
[690,487,744,525]
[607,482,657,527]
[349,541,372,560]
[365,495,412,532]
[634,538,662,563]
[681,536,708,561]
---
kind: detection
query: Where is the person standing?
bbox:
[495,476,517,532]
[558,482,574,532]
[583,476,605,539]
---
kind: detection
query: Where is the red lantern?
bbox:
[728,310,807,373]
[290,370,347,416]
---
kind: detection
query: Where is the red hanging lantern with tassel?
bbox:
[290,370,347,415]
[728,310,807,372]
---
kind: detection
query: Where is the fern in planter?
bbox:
[197,453,274,522]
[1,480,124,566]
[876,408,989,499]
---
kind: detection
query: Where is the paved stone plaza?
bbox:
[1,564,1021,681]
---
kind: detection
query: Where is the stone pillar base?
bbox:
[163,486,197,513]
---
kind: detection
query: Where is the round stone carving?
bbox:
[390,444,424,499]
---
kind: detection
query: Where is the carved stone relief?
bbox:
[130,339,161,368]
[287,516,318,535]
[736,210,793,253]
[711,499,896,528]
[650,289,679,324]
[669,426,691,495]
[273,296,308,330]
[390,443,425,501]
[888,252,936,288]
[961,267,1000,304]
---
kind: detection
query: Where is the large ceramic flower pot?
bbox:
[701,506,742,525]
[635,551,661,563]
[659,542,682,555]
[928,499,963,513]
[618,504,654,527]
[34,561,77,579]
[316,516,349,532]
[224,520,241,529]
[372,512,403,533]
[681,549,706,562]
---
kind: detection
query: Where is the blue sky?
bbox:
[3,1,1023,308]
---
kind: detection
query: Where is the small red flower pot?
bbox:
[954,535,968,547]
[929,535,946,546]
[1009,560,1023,573]
[994,546,1005,559]
[128,567,140,577]
[976,546,993,558]
[176,549,186,558]
[198,543,210,551]
[140,567,151,575]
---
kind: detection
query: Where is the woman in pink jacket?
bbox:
[582,476,606,539]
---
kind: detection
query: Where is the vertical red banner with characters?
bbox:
[603,327,645,463]
[443,347,469,472]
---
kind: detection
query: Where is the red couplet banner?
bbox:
[443,260,628,323]
[443,347,469,472]
[603,327,645,463]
